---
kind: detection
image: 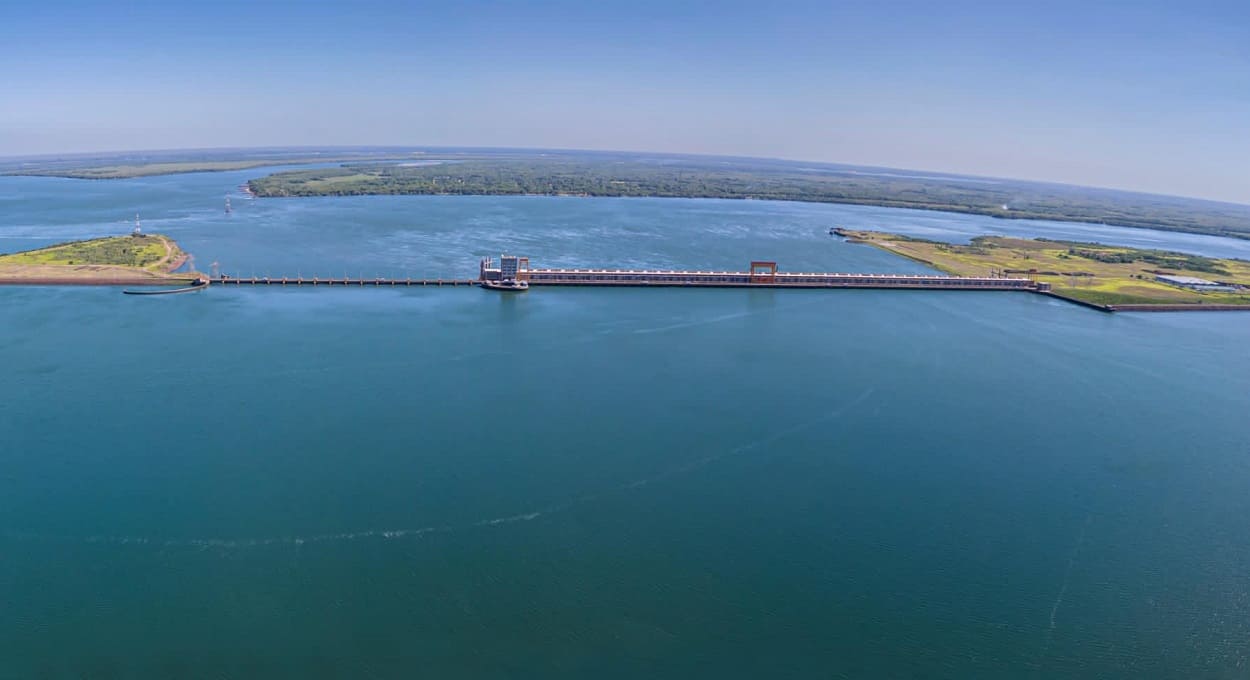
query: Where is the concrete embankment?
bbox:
[1108,303,1250,312]
[1038,292,1250,312]
[1039,291,1113,312]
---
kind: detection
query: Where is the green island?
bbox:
[6,148,1249,240]
[843,230,1250,307]
[0,234,203,285]
[245,155,1250,240]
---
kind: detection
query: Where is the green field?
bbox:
[845,230,1250,307]
[0,234,202,284]
[0,234,178,269]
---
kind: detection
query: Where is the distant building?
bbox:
[1154,274,1238,292]
[491,254,529,282]
[500,255,519,280]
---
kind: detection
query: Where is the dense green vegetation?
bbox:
[1066,246,1227,274]
[248,155,1250,240]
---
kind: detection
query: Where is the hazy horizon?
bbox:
[3,0,1247,203]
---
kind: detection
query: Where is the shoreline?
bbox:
[838,228,1250,312]
[0,234,200,287]
[0,276,202,286]
[243,188,1250,242]
[164,253,188,272]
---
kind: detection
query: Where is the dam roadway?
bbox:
[211,258,1042,292]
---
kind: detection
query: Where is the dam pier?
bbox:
[209,255,1045,292]
[477,256,1041,290]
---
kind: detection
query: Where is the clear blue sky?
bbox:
[2,0,1247,202]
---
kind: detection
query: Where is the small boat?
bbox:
[122,285,206,296]
[123,278,209,295]
[480,279,529,292]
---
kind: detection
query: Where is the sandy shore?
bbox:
[0,263,200,286]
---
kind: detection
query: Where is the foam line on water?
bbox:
[2,388,877,551]
[631,296,828,335]
[1035,512,1092,673]
[632,310,760,334]
[473,511,545,526]
[622,386,876,491]
[1049,513,1091,630]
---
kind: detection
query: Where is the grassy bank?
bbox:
[843,230,1250,307]
[0,234,200,284]
[2,234,177,268]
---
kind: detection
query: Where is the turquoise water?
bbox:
[3,169,1250,678]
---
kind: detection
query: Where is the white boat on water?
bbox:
[480,279,529,291]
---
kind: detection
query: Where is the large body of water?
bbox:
[2,168,1249,678]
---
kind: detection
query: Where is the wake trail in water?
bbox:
[623,386,876,491]
[3,388,877,551]
[1036,512,1092,673]
[631,296,829,335]
[3,525,456,549]
[633,310,762,334]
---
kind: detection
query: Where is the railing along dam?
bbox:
[209,256,1044,292]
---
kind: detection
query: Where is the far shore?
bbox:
[3,154,428,180]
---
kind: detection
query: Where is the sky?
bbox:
[1,0,1247,203]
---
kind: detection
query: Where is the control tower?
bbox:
[479,254,530,282]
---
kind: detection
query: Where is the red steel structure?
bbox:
[749,261,777,284]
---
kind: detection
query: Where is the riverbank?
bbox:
[0,234,203,286]
[0,266,204,286]
[841,228,1250,309]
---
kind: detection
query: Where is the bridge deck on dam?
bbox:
[479,256,1040,290]
[520,269,1036,289]
[207,256,1044,292]
[211,272,1038,290]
